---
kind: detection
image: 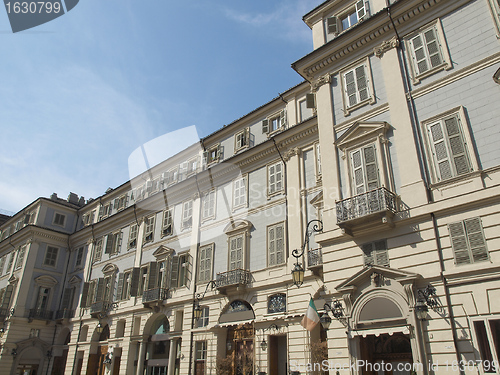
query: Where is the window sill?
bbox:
[411,62,451,84]
[343,97,375,116]
[429,170,482,189]
[444,261,499,286]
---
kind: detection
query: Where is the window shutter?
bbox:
[444,116,471,176]
[116,273,124,301]
[61,288,72,309]
[216,145,223,160]
[351,149,366,194]
[344,70,357,107]
[464,218,489,262]
[269,164,276,195]
[275,163,283,191]
[363,145,379,191]
[80,282,90,308]
[185,254,193,288]
[124,195,129,207]
[276,224,284,265]
[268,226,276,266]
[24,214,30,225]
[356,0,367,19]
[202,151,208,169]
[327,16,338,35]
[355,65,369,102]
[98,206,103,219]
[1,285,13,310]
[362,243,374,265]
[244,128,250,145]
[374,240,389,266]
[279,109,287,128]
[424,27,442,69]
[316,144,322,175]
[449,222,471,265]
[170,256,179,288]
[428,121,453,181]
[262,119,269,134]
[116,232,123,254]
[95,278,105,302]
[130,268,141,297]
[114,199,119,209]
[306,93,315,109]
[411,34,429,74]
[147,262,158,290]
[105,234,113,254]
[199,247,207,283]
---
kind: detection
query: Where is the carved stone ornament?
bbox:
[370,272,384,287]
[283,147,299,162]
[192,192,200,200]
[311,73,332,92]
[374,37,400,58]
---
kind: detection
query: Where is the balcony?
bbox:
[336,187,398,234]
[142,288,169,308]
[55,309,75,320]
[90,301,115,318]
[27,309,54,321]
[216,269,252,293]
[307,248,323,269]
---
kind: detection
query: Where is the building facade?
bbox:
[0,0,499,374]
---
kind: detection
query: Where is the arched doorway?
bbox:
[219,300,255,375]
[145,315,171,375]
[86,324,110,375]
[359,332,412,375]
[51,327,71,375]
[16,347,43,375]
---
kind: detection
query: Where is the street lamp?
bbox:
[291,220,323,288]
[321,300,345,329]
[193,280,216,323]
[415,299,429,321]
[96,322,104,333]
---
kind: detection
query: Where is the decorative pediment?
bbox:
[335,121,390,151]
[152,245,175,259]
[69,275,82,285]
[8,275,18,284]
[16,337,50,352]
[34,275,58,287]
[309,191,323,208]
[102,263,118,275]
[336,265,420,294]
[223,219,253,234]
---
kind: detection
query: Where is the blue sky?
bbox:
[0,0,324,214]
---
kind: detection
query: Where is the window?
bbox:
[262,110,286,135]
[472,317,500,373]
[235,128,250,152]
[187,157,199,176]
[182,201,193,229]
[29,329,40,338]
[268,223,285,267]
[99,203,112,220]
[105,232,122,256]
[166,167,178,185]
[139,266,148,295]
[362,240,389,267]
[202,190,216,221]
[75,246,84,268]
[340,58,374,114]
[15,246,26,269]
[121,271,132,300]
[448,217,489,265]
[53,213,66,227]
[83,211,95,226]
[315,143,322,178]
[405,20,451,83]
[195,307,209,328]
[114,195,128,211]
[35,287,50,311]
[325,1,369,39]
[179,162,188,181]
[162,209,173,237]
[0,255,6,276]
[94,238,104,262]
[195,341,207,373]
[229,234,244,270]
[204,144,222,166]
[44,246,59,267]
[268,161,283,196]
[268,293,286,314]
[299,98,314,122]
[129,223,138,249]
[171,253,192,288]
[350,144,380,195]
[423,108,475,183]
[6,252,14,274]
[198,244,213,284]
[233,176,247,209]
[131,185,145,202]
[144,216,155,243]
[488,0,500,36]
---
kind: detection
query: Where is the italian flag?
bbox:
[300,298,320,331]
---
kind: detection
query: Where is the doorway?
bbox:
[359,333,413,375]
[227,324,254,375]
[268,335,287,375]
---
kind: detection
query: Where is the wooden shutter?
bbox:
[411,34,429,74]
[344,69,357,107]
[268,226,276,266]
[170,256,179,288]
[95,278,105,302]
[185,254,193,288]
[114,199,119,209]
[262,119,269,134]
[130,268,141,297]
[464,218,489,263]
[351,149,365,194]
[276,223,284,265]
[374,240,389,266]
[356,0,367,19]
[449,222,471,265]
[306,93,315,108]
[147,262,158,290]
[216,145,223,160]
[269,164,276,195]
[61,288,73,309]
[1,285,13,310]
[362,243,374,265]
[202,151,208,169]
[80,282,90,308]
[363,145,379,191]
[355,65,369,102]
[116,273,124,301]
[327,16,338,35]
[444,116,471,176]
[428,121,453,181]
[279,109,287,128]
[105,234,113,254]
[230,236,243,270]
[424,27,442,69]
[275,163,283,192]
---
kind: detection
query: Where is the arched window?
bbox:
[268,293,286,314]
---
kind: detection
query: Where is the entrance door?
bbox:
[227,324,254,375]
[359,333,413,375]
[269,335,287,375]
[16,365,39,375]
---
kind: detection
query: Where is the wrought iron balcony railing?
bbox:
[143,288,169,303]
[27,309,54,320]
[90,301,115,316]
[216,269,252,289]
[55,309,75,320]
[307,248,323,268]
[336,187,398,225]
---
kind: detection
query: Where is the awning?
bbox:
[218,319,254,328]
[348,326,410,338]
[151,333,170,342]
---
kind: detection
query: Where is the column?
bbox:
[135,338,147,375]
[167,338,177,375]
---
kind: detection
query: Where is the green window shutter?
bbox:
[170,256,179,288]
[116,273,124,301]
[464,218,489,263]
[327,16,338,35]
[306,93,315,109]
[449,222,471,265]
[80,282,90,308]
[444,116,471,176]
[428,121,453,181]
[262,119,269,134]
[95,278,105,302]
[105,234,113,254]
[130,268,141,297]
[147,262,158,290]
